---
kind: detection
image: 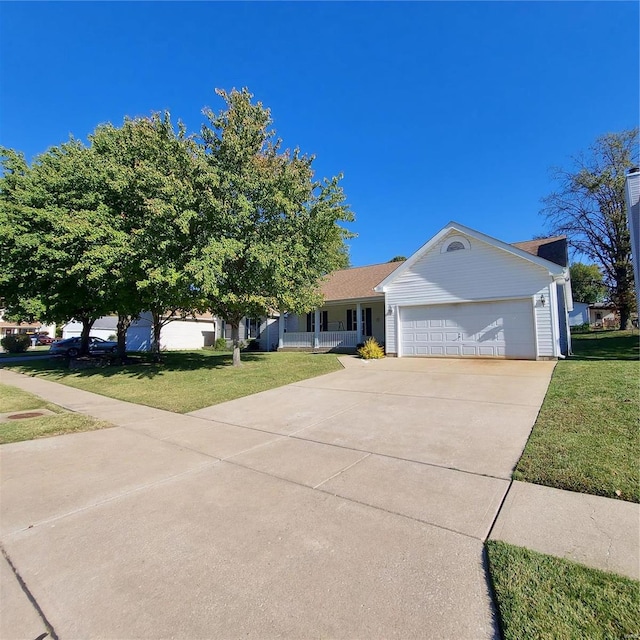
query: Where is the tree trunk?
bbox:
[619,304,632,330]
[231,322,242,367]
[151,310,163,362]
[116,314,131,363]
[79,318,94,356]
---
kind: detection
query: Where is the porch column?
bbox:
[356,302,362,344]
[278,310,285,350]
[313,309,320,349]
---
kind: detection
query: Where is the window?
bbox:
[440,235,471,253]
[245,318,261,339]
[306,311,328,332]
[346,308,372,335]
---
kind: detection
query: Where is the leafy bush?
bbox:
[358,337,385,359]
[1,334,31,353]
[213,337,228,351]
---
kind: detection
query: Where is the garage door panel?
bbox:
[400,300,535,359]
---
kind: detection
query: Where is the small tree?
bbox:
[542,129,638,328]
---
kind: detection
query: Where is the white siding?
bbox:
[385,234,555,357]
[158,318,216,350]
[62,320,115,341]
[568,302,590,326]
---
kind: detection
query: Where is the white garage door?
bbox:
[400,299,535,359]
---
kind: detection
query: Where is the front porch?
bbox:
[277,300,385,352]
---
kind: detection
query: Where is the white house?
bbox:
[63,313,219,351]
[62,312,276,352]
[568,301,590,327]
[280,222,572,360]
[625,168,639,317]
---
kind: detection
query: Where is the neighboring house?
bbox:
[62,316,118,341]
[625,168,640,318]
[279,222,572,360]
[124,312,218,351]
[63,313,219,351]
[0,309,55,340]
[588,303,618,328]
[568,301,590,327]
[61,312,278,352]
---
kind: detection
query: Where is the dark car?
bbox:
[49,336,118,357]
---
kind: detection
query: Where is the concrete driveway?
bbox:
[0,358,555,639]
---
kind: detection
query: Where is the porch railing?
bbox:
[282,330,359,349]
[281,332,314,348]
[318,330,358,348]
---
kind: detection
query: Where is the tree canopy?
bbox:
[190,89,354,365]
[570,262,607,304]
[0,140,115,354]
[0,89,354,364]
[542,128,638,328]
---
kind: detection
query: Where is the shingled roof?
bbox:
[320,261,404,302]
[512,235,568,267]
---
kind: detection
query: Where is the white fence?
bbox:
[318,331,358,348]
[281,332,314,348]
[282,330,359,349]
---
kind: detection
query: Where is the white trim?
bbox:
[548,281,560,357]
[375,221,565,292]
[395,305,402,357]
[532,295,540,358]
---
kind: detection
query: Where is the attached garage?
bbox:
[400,299,535,359]
[375,222,572,360]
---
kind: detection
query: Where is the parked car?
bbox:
[49,336,118,357]
[29,333,54,346]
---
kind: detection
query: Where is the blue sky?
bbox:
[1,2,638,267]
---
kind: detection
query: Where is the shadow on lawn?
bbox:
[570,331,639,361]
[3,351,272,380]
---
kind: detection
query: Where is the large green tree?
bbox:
[0,141,114,355]
[542,129,638,329]
[569,262,607,304]
[90,113,203,360]
[192,89,354,366]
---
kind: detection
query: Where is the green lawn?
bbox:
[487,540,640,640]
[2,351,343,413]
[514,330,639,502]
[0,383,112,444]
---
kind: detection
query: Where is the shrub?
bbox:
[1,334,31,353]
[358,337,385,359]
[213,337,228,351]
[244,339,261,351]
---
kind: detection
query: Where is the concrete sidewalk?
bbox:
[1,366,638,640]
